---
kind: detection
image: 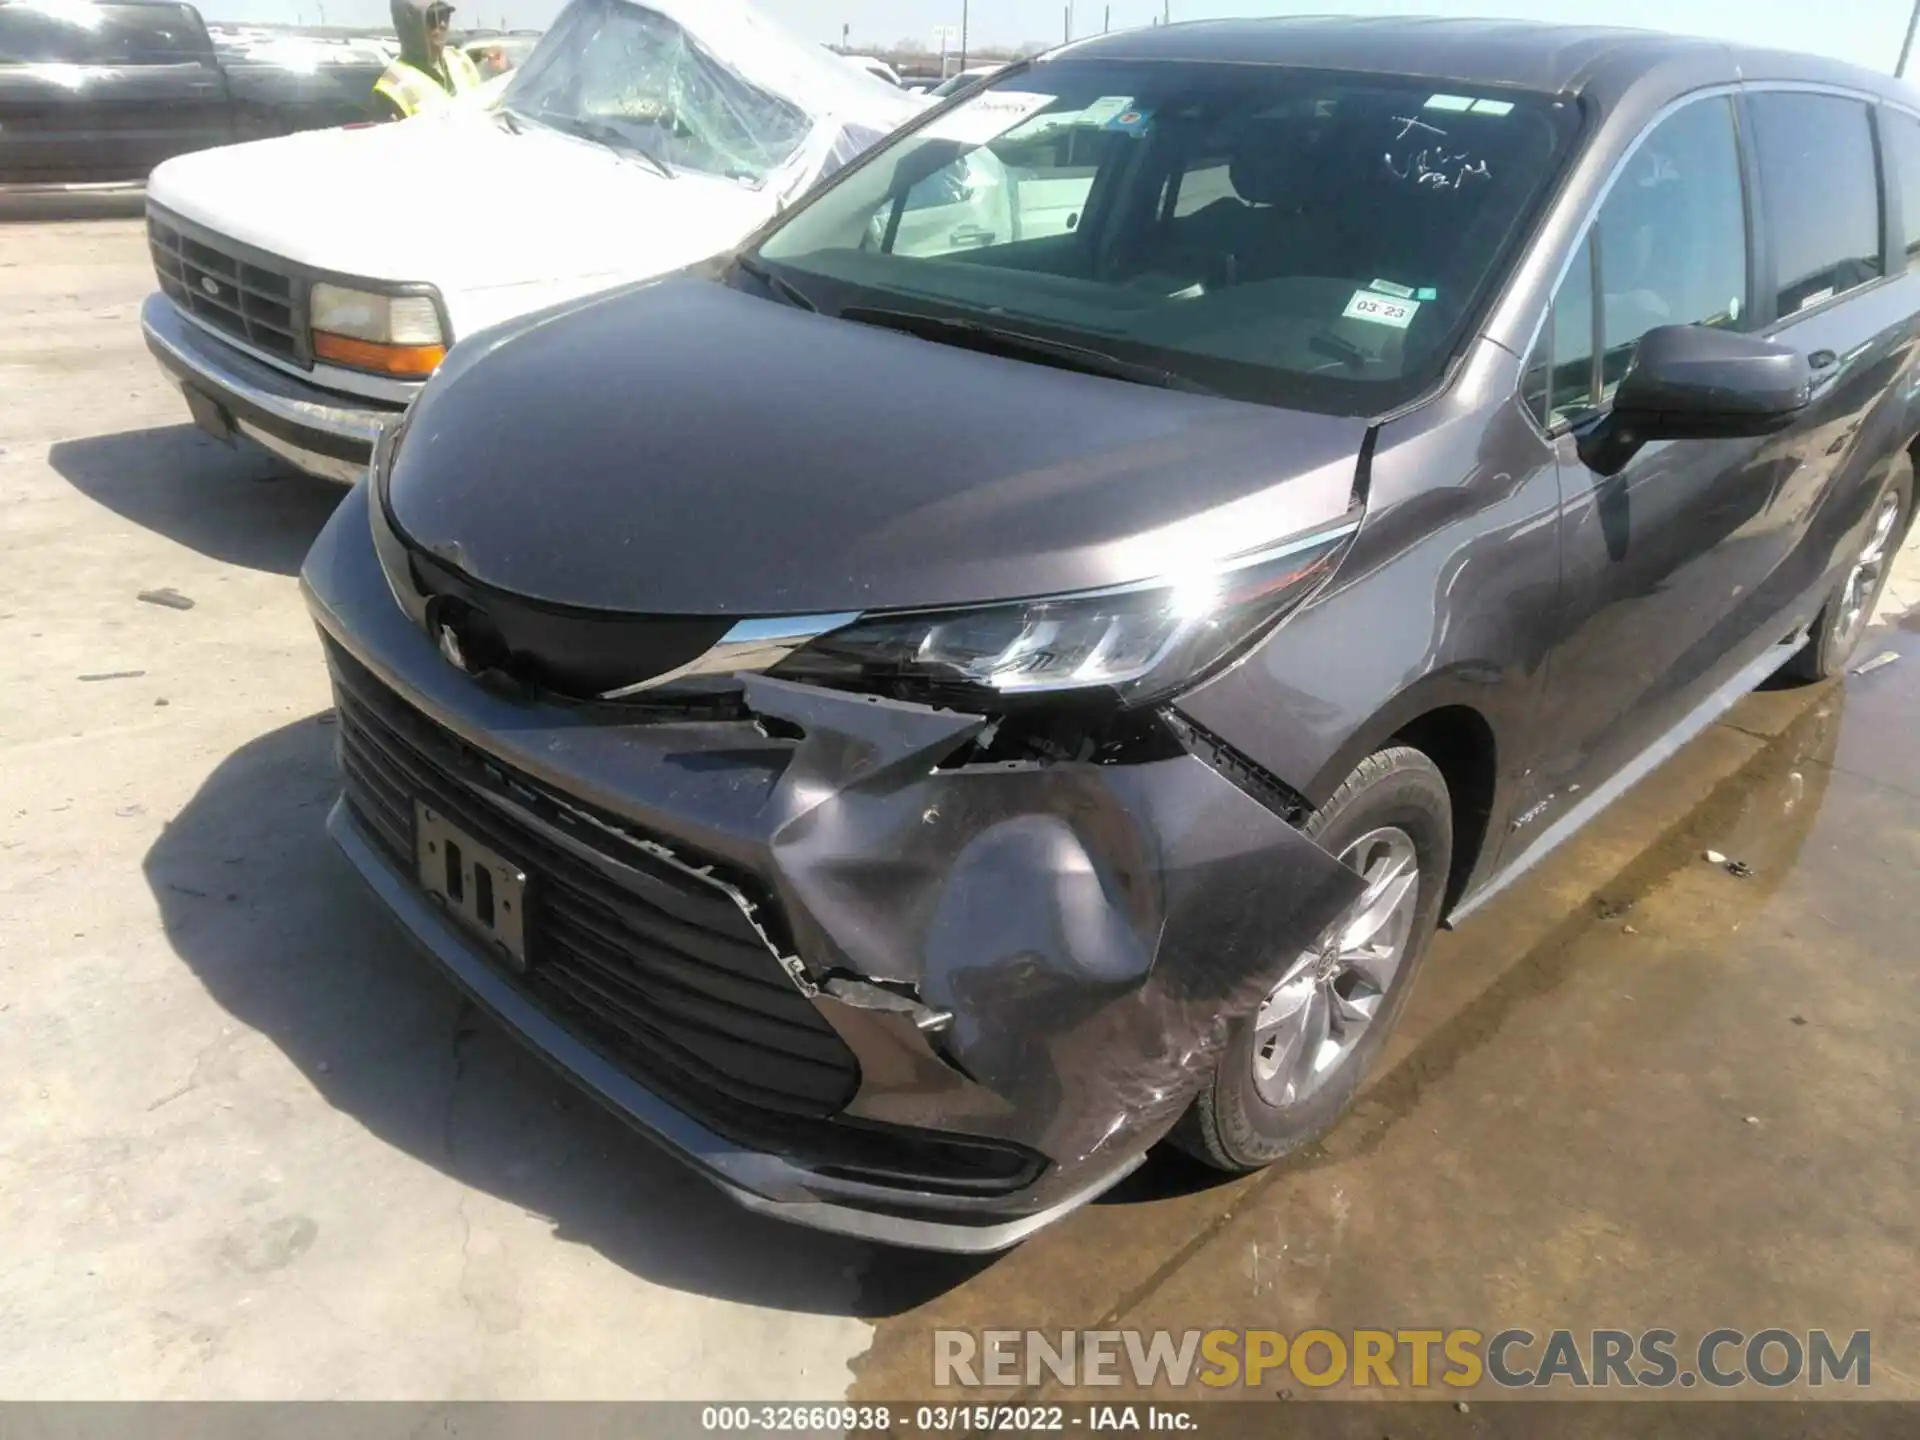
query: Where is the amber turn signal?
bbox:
[314,330,447,377]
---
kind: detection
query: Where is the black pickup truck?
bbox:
[0,0,384,195]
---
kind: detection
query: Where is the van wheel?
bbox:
[1779,456,1912,684]
[1170,746,1451,1173]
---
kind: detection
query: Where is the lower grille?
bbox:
[149,210,308,366]
[325,642,861,1121]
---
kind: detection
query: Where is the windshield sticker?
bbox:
[1416,286,1439,301]
[1470,98,1516,117]
[1343,290,1421,330]
[1103,105,1155,135]
[1369,278,1416,299]
[1424,94,1475,112]
[922,91,1057,146]
[1079,95,1135,127]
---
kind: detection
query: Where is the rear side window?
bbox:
[0,3,209,64]
[1883,107,1920,267]
[1536,96,1750,426]
[1747,92,1884,315]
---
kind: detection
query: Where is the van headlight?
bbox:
[312,282,447,377]
[771,517,1359,709]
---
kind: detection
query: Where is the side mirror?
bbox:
[1576,325,1812,476]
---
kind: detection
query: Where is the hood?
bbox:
[391,0,437,74]
[146,116,771,303]
[385,280,1369,617]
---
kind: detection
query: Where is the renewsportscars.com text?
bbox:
[933,1327,1871,1391]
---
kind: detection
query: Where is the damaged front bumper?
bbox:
[301,484,1363,1251]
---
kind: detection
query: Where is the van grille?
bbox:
[323,640,863,1122]
[148,211,309,367]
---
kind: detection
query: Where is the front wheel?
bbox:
[1779,456,1912,684]
[1170,745,1452,1173]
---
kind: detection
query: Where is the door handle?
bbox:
[949,225,996,248]
[1808,349,1838,371]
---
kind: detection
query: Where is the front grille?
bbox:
[149,212,309,367]
[324,641,862,1123]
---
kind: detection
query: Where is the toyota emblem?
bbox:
[199,275,222,298]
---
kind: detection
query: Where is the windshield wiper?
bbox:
[492,107,526,136]
[839,307,1218,396]
[552,115,675,181]
[733,254,817,312]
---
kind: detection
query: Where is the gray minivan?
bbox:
[302,17,1917,1250]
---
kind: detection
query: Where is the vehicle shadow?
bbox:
[48,424,345,577]
[144,712,987,1318]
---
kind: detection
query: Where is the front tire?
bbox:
[1171,745,1452,1173]
[1779,456,1912,684]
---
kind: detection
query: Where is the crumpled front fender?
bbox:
[744,678,1365,1176]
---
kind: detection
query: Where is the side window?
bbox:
[1532,97,1749,427]
[1881,107,1920,268]
[1748,92,1884,315]
[1548,232,1596,425]
[1595,96,1750,397]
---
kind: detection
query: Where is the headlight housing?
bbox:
[311,282,447,377]
[771,517,1359,710]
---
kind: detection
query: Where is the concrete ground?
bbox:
[3,217,1918,1405]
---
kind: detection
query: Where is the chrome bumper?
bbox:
[141,292,399,485]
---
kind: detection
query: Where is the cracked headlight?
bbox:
[772,517,1358,709]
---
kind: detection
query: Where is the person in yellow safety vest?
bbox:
[373,0,484,121]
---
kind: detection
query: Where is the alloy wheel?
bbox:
[1251,826,1421,1109]
[1836,490,1903,649]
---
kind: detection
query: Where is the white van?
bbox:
[140,0,919,481]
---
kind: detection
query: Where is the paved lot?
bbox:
[3,217,1918,1404]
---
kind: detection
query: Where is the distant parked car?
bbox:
[926,63,1001,98]
[841,53,899,88]
[0,0,383,195]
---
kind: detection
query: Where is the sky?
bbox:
[212,0,1918,73]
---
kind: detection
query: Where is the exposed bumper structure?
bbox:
[301,484,1365,1250]
[141,292,397,485]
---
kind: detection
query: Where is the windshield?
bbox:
[502,0,811,184]
[756,60,1579,413]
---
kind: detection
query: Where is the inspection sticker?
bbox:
[922,91,1057,145]
[1343,289,1421,329]
[1078,95,1135,127]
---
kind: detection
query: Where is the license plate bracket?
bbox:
[181,384,235,442]
[415,802,530,973]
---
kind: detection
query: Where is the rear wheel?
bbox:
[1779,457,1912,684]
[1170,745,1451,1173]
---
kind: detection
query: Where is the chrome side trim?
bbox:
[598,612,864,699]
[1447,632,1808,926]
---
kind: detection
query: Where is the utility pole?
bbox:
[959,0,968,72]
[1103,5,1109,32]
[1901,0,1920,75]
